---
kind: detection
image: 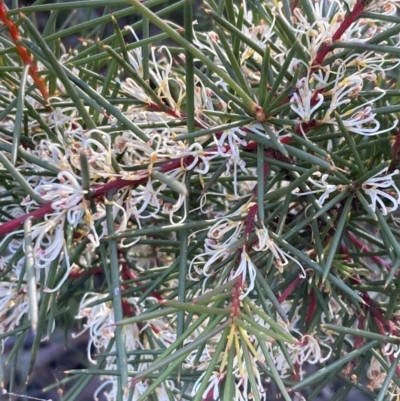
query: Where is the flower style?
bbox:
[189,222,243,282]
[343,52,400,79]
[362,167,400,215]
[323,73,363,120]
[34,170,86,210]
[366,0,400,15]
[193,77,227,123]
[71,129,117,179]
[158,167,188,224]
[42,104,80,129]
[289,334,332,365]
[383,342,400,358]
[113,132,154,165]
[29,216,66,270]
[75,292,175,401]
[22,169,96,275]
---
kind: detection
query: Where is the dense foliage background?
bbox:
[1,0,400,400]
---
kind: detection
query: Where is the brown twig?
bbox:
[0,2,49,101]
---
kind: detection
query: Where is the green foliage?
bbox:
[1,0,400,400]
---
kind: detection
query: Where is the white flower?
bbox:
[169,142,219,174]
[292,172,338,206]
[193,77,227,122]
[116,77,153,104]
[71,130,116,179]
[288,334,332,365]
[240,14,275,64]
[275,333,332,379]
[287,1,345,61]
[340,106,398,136]
[34,170,86,211]
[192,371,224,400]
[323,73,363,119]
[189,218,244,283]
[367,357,387,391]
[124,26,143,77]
[149,47,185,112]
[230,247,257,299]
[74,292,116,362]
[214,127,249,199]
[126,179,160,220]
[0,282,31,339]
[290,77,324,122]
[362,167,400,215]
[253,225,306,277]
[30,216,66,270]
[383,342,400,358]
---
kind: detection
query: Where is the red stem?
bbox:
[392,129,400,159]
[0,156,193,237]
[354,313,365,350]
[278,276,304,303]
[346,231,392,272]
[312,0,367,68]
[0,2,49,101]
[306,290,316,325]
[0,132,295,238]
[231,279,242,319]
[0,202,53,236]
[244,203,258,240]
[68,266,104,278]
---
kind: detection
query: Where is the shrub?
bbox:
[1,0,400,400]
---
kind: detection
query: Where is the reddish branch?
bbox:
[354,313,365,350]
[312,0,369,69]
[244,203,259,240]
[346,231,392,272]
[0,156,192,236]
[0,135,276,238]
[340,242,400,379]
[0,1,49,101]
[278,275,304,303]
[231,279,242,319]
[392,128,400,159]
[121,257,163,302]
[0,202,54,236]
[305,289,317,325]
[68,266,103,278]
